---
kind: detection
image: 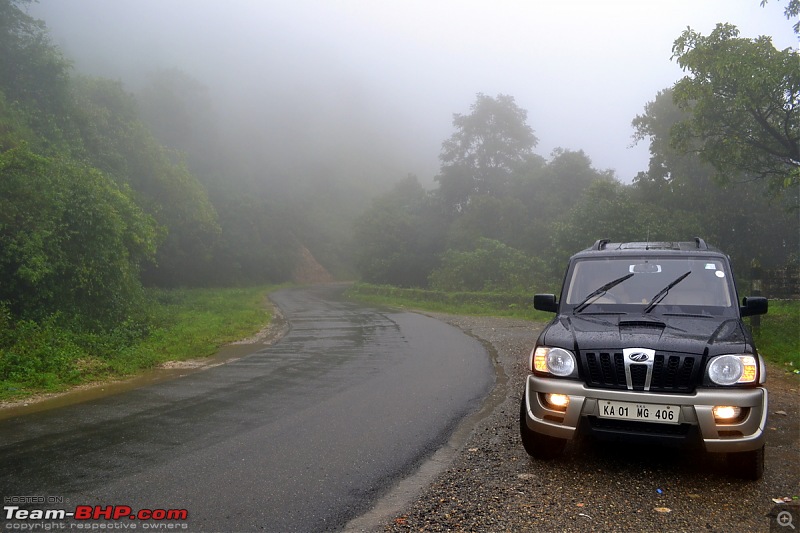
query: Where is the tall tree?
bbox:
[550,180,704,274]
[633,88,799,271]
[445,194,527,251]
[71,76,221,286]
[671,23,800,193]
[0,0,71,116]
[510,148,615,255]
[436,93,538,210]
[0,0,80,155]
[353,175,446,287]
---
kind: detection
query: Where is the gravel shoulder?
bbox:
[368,314,799,533]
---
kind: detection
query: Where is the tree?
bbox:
[445,194,527,251]
[0,0,71,117]
[71,76,221,286]
[0,146,159,327]
[203,191,297,285]
[671,23,800,192]
[0,0,80,156]
[436,93,538,210]
[760,0,800,34]
[353,175,447,287]
[632,88,720,204]
[633,88,799,271]
[549,180,704,274]
[509,148,615,255]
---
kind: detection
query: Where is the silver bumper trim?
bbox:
[522,375,767,452]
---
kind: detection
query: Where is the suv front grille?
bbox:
[583,352,698,393]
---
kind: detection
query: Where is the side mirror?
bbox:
[740,296,768,317]
[534,294,558,313]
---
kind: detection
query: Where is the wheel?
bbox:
[726,445,764,480]
[519,396,567,460]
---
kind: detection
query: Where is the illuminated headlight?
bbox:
[531,346,577,377]
[707,355,758,385]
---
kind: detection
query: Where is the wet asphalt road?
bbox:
[0,285,493,531]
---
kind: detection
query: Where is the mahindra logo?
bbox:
[628,352,650,362]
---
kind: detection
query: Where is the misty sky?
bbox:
[31,0,798,186]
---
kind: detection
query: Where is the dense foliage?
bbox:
[0,2,169,330]
[0,1,315,313]
[429,238,545,293]
[0,147,158,326]
[354,90,799,293]
[0,0,301,394]
[1,0,798,396]
[671,23,800,191]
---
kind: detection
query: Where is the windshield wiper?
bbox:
[573,273,634,314]
[643,271,691,314]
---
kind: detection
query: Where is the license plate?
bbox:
[598,400,680,424]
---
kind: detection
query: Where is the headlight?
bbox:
[531,346,578,377]
[707,355,757,385]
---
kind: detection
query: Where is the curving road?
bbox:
[0,284,493,531]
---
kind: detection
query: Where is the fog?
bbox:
[31,0,798,187]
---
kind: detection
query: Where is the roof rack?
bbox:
[589,238,710,253]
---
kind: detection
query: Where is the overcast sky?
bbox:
[32,0,799,185]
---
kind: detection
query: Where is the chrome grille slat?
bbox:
[583,351,697,393]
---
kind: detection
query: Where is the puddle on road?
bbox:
[0,342,267,421]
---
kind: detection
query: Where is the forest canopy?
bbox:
[1,0,797,334]
[354,89,798,292]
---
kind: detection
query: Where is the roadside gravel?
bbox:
[377,314,799,533]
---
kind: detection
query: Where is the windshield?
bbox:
[563,256,736,316]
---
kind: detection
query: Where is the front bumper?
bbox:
[522,375,767,453]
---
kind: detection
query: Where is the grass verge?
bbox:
[752,300,800,372]
[346,283,554,322]
[349,284,799,371]
[0,285,280,401]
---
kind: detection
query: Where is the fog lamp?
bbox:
[712,405,742,422]
[545,393,570,410]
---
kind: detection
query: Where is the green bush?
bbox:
[429,238,546,293]
[0,146,159,329]
[0,285,276,400]
[0,316,87,389]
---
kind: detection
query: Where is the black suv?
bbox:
[520,239,769,479]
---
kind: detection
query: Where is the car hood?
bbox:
[539,313,752,356]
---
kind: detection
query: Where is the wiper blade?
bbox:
[643,271,691,314]
[573,273,634,314]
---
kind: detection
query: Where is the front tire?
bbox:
[519,396,567,460]
[727,445,764,480]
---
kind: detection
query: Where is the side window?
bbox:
[565,262,583,304]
